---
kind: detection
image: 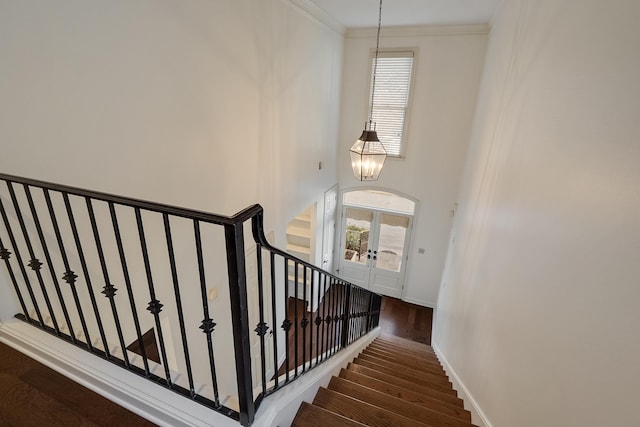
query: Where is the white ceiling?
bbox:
[308,0,499,28]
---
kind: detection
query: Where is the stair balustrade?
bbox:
[0,173,381,426]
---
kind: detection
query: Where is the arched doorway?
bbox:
[338,189,416,298]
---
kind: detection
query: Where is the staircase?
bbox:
[292,335,476,426]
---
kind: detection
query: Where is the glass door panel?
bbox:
[343,208,372,266]
[374,213,409,273]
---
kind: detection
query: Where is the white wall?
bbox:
[434,1,640,426]
[253,1,343,241]
[337,26,488,306]
[0,274,19,322]
[0,0,341,230]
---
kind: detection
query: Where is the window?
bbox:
[368,50,414,157]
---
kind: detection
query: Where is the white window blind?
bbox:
[369,51,414,157]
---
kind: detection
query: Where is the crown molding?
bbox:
[346,23,490,39]
[285,0,346,35]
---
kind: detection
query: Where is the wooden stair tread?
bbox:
[313,387,430,427]
[368,344,438,362]
[328,377,474,427]
[347,363,464,407]
[339,369,472,421]
[292,334,478,427]
[370,340,436,358]
[353,358,457,395]
[363,348,447,375]
[358,353,450,384]
[292,402,366,426]
[374,336,435,351]
[366,343,441,363]
[377,334,434,350]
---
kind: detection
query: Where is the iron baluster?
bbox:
[308,269,314,369]
[24,185,75,337]
[43,189,87,345]
[135,207,172,385]
[254,243,268,395]
[293,261,299,378]
[63,192,109,354]
[194,220,221,406]
[282,256,290,384]
[163,213,195,396]
[0,235,29,317]
[269,251,278,391]
[86,198,129,367]
[108,202,149,375]
[6,182,58,331]
[301,265,307,373]
[0,187,43,326]
[314,272,322,364]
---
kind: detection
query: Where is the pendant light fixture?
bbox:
[350,0,387,181]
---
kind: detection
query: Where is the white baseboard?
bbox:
[401,296,436,308]
[432,343,493,427]
[0,319,238,427]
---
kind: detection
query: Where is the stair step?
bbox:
[328,377,473,427]
[353,358,457,396]
[377,334,434,351]
[363,348,446,375]
[367,342,440,366]
[313,387,429,427]
[369,339,438,358]
[339,369,472,422]
[371,339,436,358]
[292,402,366,426]
[358,353,450,384]
[347,363,464,407]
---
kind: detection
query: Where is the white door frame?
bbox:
[321,185,338,274]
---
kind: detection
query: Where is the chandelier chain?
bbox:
[368,0,383,126]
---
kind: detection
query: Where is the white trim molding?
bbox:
[346,24,490,39]
[285,0,346,35]
[401,296,436,309]
[432,343,493,427]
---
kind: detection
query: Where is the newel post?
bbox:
[224,222,255,426]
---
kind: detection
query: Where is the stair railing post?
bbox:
[340,283,352,348]
[372,294,382,327]
[365,292,374,331]
[224,222,255,426]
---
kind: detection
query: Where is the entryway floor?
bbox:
[379,296,433,344]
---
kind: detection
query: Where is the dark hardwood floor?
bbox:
[0,342,155,426]
[379,296,433,344]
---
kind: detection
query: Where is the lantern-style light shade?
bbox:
[350,129,387,181]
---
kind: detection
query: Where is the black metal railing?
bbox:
[0,173,381,426]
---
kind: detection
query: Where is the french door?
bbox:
[338,206,412,298]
